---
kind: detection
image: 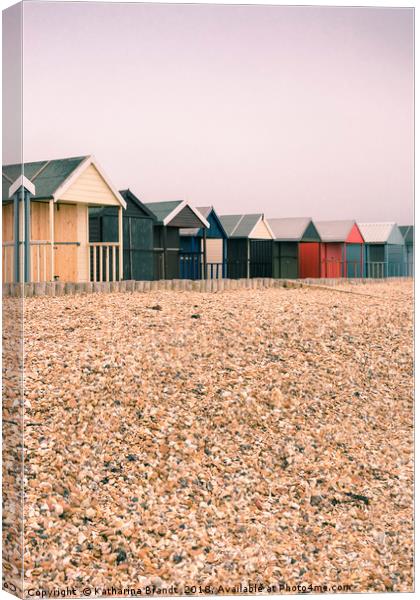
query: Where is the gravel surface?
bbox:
[22,281,413,594]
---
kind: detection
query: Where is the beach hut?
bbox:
[358,222,405,278]
[315,220,364,278]
[179,206,227,279]
[88,189,156,281]
[219,214,274,278]
[2,155,126,283]
[145,200,209,279]
[268,217,320,279]
[399,225,414,276]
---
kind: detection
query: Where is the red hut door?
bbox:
[321,243,343,278]
[299,243,320,278]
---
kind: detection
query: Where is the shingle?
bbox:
[144,201,183,223]
[180,207,212,236]
[2,156,87,201]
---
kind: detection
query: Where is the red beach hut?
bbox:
[315,220,364,278]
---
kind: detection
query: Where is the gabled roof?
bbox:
[315,220,362,243]
[145,200,209,228]
[358,222,405,245]
[119,189,157,219]
[3,156,87,202]
[219,213,274,239]
[180,206,227,237]
[268,217,318,241]
[2,155,126,208]
[399,225,414,245]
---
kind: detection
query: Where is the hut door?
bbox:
[346,244,362,278]
[367,245,385,278]
[323,243,343,278]
[299,243,320,278]
[280,242,298,279]
[250,240,273,277]
[54,204,78,281]
[227,239,248,279]
[123,217,154,281]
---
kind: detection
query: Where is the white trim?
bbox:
[52,155,127,209]
[163,199,210,228]
[249,215,275,240]
[9,175,36,198]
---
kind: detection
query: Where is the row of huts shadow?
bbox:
[2,155,414,284]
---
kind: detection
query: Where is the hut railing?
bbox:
[179,251,202,280]
[204,262,225,279]
[89,242,120,282]
[322,259,364,278]
[365,262,385,278]
[387,262,413,277]
[3,240,82,283]
[406,262,414,277]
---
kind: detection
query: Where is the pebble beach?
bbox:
[21,281,413,594]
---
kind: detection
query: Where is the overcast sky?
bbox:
[3,2,414,223]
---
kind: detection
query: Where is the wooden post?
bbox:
[163,226,168,279]
[13,192,20,283]
[105,246,110,282]
[202,228,207,280]
[93,247,97,282]
[118,206,123,280]
[99,246,103,282]
[112,246,116,282]
[246,238,250,279]
[49,200,54,281]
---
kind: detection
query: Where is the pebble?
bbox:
[13,281,413,593]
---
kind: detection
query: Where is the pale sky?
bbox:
[3,2,414,223]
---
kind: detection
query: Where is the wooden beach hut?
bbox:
[88,189,156,281]
[315,220,364,278]
[2,155,126,283]
[179,206,227,279]
[219,214,274,278]
[399,225,414,276]
[268,217,320,279]
[145,200,209,279]
[358,222,405,278]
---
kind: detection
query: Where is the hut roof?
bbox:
[119,189,157,219]
[268,217,318,241]
[2,155,126,207]
[314,220,361,243]
[358,222,405,245]
[180,206,227,237]
[219,214,274,239]
[145,200,209,228]
[399,225,414,245]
